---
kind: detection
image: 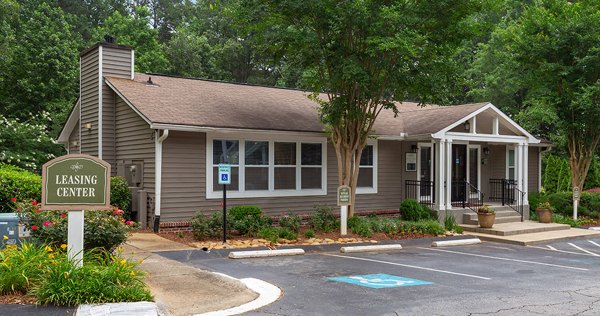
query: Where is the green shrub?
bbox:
[110,176,131,219]
[552,213,594,227]
[310,206,337,232]
[0,242,152,305]
[258,227,279,243]
[278,212,301,232]
[547,192,573,216]
[227,206,271,236]
[400,199,434,221]
[0,164,41,213]
[528,192,547,213]
[348,217,373,237]
[543,154,572,194]
[277,227,298,240]
[581,192,600,213]
[443,214,462,233]
[191,211,228,240]
[228,205,262,221]
[304,229,316,238]
[348,215,444,238]
[16,200,135,252]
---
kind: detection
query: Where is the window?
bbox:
[207,135,327,198]
[356,142,378,194]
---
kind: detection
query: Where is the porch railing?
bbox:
[404,180,434,207]
[489,179,525,222]
[451,180,484,213]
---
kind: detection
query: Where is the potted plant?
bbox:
[536,201,553,223]
[477,204,495,228]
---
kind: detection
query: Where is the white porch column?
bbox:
[434,140,446,211]
[445,139,453,210]
[523,144,529,203]
[516,143,524,192]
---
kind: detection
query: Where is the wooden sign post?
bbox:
[41,154,111,266]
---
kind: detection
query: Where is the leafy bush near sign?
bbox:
[400,199,435,221]
[15,200,135,252]
[0,242,152,305]
[0,163,41,213]
[278,212,301,233]
[257,227,298,243]
[528,191,600,218]
[309,206,338,233]
[110,176,131,218]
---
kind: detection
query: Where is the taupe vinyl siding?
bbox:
[160,132,404,222]
[80,49,99,156]
[102,47,132,172]
[489,145,506,179]
[68,120,80,154]
[528,149,539,193]
[115,97,155,196]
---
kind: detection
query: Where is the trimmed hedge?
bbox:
[529,191,600,217]
[0,163,41,213]
[110,176,132,218]
[400,199,435,221]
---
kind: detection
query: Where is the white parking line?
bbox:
[547,245,557,250]
[530,245,600,257]
[418,247,589,271]
[322,253,491,280]
[588,240,600,249]
[568,243,600,257]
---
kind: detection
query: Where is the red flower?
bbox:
[113,209,124,215]
[125,220,133,225]
[31,201,37,206]
[10,197,16,202]
[60,213,66,218]
[43,221,52,227]
[31,225,37,231]
[36,209,40,213]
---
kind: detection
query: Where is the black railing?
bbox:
[489,179,525,222]
[489,179,516,205]
[405,180,434,207]
[451,180,484,213]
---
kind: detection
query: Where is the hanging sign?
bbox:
[41,154,111,211]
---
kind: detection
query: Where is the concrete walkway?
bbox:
[462,221,600,245]
[122,233,258,316]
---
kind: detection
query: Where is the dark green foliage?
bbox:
[348,216,445,238]
[257,227,298,243]
[531,191,600,217]
[228,206,271,236]
[528,192,546,213]
[303,229,315,239]
[543,155,572,194]
[191,211,226,240]
[309,206,337,233]
[228,205,263,221]
[581,193,600,213]
[110,176,131,218]
[400,199,435,221]
[0,164,41,213]
[278,213,301,233]
[444,214,462,233]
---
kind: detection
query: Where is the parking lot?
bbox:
[161,237,600,315]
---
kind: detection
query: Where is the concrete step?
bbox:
[464,228,600,246]
[463,215,523,225]
[460,221,571,236]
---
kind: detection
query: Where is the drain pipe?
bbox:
[154,129,169,232]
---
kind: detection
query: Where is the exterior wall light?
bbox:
[84,123,92,130]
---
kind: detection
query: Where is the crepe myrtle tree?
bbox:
[474,0,600,219]
[235,0,478,215]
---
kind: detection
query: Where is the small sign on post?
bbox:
[338,185,352,235]
[41,154,110,267]
[218,164,231,243]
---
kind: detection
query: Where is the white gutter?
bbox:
[98,46,103,159]
[154,129,169,232]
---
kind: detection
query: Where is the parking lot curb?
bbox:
[340,244,403,253]
[589,227,600,231]
[431,238,481,247]
[229,248,305,259]
[76,301,158,316]
[195,278,281,316]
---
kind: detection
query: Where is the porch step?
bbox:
[460,221,571,236]
[462,209,523,225]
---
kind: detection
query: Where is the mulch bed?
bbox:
[0,292,36,305]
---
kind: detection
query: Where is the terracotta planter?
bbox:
[536,208,552,223]
[477,212,495,228]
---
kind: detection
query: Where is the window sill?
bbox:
[207,189,327,199]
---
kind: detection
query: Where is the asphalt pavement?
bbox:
[161,237,600,316]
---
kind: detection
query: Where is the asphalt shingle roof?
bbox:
[106,73,489,137]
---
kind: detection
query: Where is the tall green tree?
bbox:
[94,6,170,73]
[165,27,221,78]
[474,0,600,217]
[236,0,478,215]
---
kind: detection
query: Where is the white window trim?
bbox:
[206,133,328,199]
[356,139,378,194]
[467,144,481,198]
[506,145,516,180]
[416,142,434,198]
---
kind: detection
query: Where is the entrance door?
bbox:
[452,144,467,202]
[419,145,433,199]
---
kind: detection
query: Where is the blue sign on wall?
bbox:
[328,274,432,289]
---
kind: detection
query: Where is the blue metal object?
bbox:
[0,213,30,247]
[328,274,432,289]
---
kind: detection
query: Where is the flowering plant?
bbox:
[537,201,553,210]
[14,199,137,251]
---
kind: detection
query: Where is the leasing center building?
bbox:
[58,42,548,231]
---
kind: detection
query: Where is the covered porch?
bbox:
[401,104,541,222]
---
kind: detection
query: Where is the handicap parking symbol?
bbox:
[328,274,432,289]
[221,174,229,181]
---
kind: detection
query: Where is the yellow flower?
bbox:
[120,259,127,265]
[48,253,55,259]
[45,245,53,252]
[130,271,136,277]
[60,244,67,250]
[2,235,8,241]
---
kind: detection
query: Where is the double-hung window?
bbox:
[208,135,327,198]
[356,141,378,194]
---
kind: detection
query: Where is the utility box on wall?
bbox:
[0,213,30,247]
[117,160,144,187]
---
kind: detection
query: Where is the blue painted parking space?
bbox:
[328,273,432,289]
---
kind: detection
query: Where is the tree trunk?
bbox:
[567,134,597,219]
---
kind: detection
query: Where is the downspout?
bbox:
[154,129,169,232]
